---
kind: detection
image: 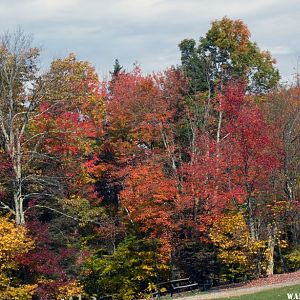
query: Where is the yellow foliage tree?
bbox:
[209,213,266,278]
[0,215,37,299]
[57,280,83,299]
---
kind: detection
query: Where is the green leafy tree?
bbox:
[110,59,123,79]
[83,236,169,300]
[179,17,280,94]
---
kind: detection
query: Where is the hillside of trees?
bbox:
[0,18,300,299]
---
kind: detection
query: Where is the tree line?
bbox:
[0,18,300,299]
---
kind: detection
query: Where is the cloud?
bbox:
[0,0,298,79]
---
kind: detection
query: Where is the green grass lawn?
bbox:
[158,284,300,300]
[218,284,300,299]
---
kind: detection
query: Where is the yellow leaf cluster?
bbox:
[209,213,266,273]
[0,215,36,299]
[0,215,34,270]
[57,280,83,299]
[0,275,36,300]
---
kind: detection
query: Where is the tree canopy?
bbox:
[0,19,299,300]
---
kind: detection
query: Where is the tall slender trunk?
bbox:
[161,130,181,190]
[266,223,277,276]
[14,191,24,225]
[214,101,223,201]
[247,196,256,240]
[13,133,25,225]
[216,110,223,145]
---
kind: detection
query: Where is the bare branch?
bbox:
[0,201,15,214]
[29,204,103,226]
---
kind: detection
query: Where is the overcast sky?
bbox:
[1,0,299,81]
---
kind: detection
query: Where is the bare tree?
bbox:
[0,29,44,224]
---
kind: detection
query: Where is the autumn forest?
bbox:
[1,17,300,299]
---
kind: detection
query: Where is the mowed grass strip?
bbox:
[218,284,300,299]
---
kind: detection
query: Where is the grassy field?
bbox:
[218,284,300,299]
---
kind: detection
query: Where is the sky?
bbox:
[1,0,300,81]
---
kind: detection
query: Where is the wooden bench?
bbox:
[149,277,213,298]
[169,278,199,297]
[148,278,198,298]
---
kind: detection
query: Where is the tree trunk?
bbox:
[247,197,256,240]
[216,110,223,145]
[266,223,277,276]
[12,133,25,225]
[14,189,25,225]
